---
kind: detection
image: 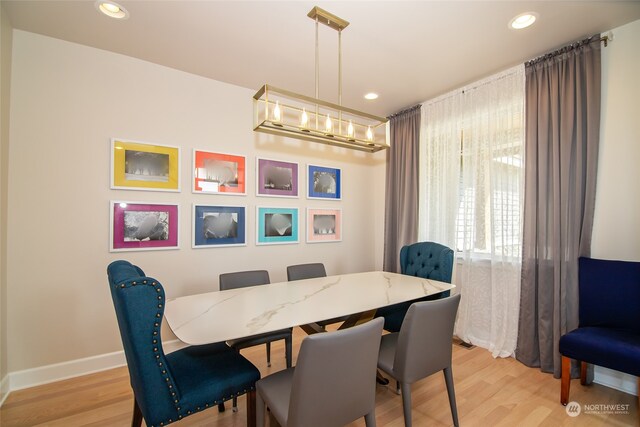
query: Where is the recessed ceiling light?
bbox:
[509,12,538,30]
[364,93,379,100]
[95,1,129,19]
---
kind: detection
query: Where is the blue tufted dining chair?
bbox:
[107,260,261,427]
[376,241,454,332]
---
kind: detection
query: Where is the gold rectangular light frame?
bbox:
[253,84,390,153]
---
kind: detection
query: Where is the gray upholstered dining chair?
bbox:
[286,263,348,329]
[219,270,293,411]
[286,263,327,281]
[256,317,384,427]
[377,294,461,427]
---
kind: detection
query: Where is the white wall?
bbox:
[592,19,640,261]
[0,4,13,403]
[6,30,385,376]
[591,19,640,396]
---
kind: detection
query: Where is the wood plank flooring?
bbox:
[1,327,637,426]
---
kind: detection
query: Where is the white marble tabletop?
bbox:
[164,271,455,345]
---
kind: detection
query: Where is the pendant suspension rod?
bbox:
[315,16,319,130]
[338,29,342,107]
[338,28,342,135]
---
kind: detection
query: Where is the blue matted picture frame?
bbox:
[256,207,299,245]
[192,204,246,248]
[307,164,341,200]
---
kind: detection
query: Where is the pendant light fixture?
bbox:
[253,6,389,153]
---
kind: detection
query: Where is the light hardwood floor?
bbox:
[1,327,637,427]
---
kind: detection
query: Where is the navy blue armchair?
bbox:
[376,241,454,332]
[107,260,261,427]
[559,257,640,406]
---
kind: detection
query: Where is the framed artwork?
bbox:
[307,164,342,200]
[307,208,342,243]
[193,150,246,195]
[192,205,246,248]
[110,201,179,252]
[256,158,299,198]
[256,207,299,245]
[111,138,180,192]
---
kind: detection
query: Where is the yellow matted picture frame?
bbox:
[111,138,181,192]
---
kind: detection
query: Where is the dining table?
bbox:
[164,270,455,345]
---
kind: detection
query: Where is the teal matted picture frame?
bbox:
[256,207,299,245]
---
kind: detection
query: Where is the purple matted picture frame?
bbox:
[256,158,299,198]
[110,201,179,252]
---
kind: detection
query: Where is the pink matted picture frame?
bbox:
[306,208,342,243]
[110,201,179,252]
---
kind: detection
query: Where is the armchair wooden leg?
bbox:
[580,361,588,385]
[246,390,256,427]
[561,356,571,405]
[131,398,143,427]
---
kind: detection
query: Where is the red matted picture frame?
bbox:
[193,149,246,195]
[110,201,179,252]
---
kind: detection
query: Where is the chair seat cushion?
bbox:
[377,332,399,378]
[227,328,292,349]
[166,342,261,412]
[559,327,640,377]
[256,367,295,426]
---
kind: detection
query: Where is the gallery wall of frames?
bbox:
[109,138,343,252]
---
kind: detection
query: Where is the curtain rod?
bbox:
[388,104,421,119]
[525,32,611,67]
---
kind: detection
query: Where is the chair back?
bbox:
[400,242,454,283]
[107,260,178,426]
[286,263,327,281]
[287,317,384,427]
[579,257,640,333]
[219,270,270,290]
[394,294,461,384]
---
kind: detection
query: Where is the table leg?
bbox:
[299,322,325,335]
[337,309,377,330]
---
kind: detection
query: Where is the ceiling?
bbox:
[3,1,640,116]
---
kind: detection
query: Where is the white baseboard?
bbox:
[0,374,9,407]
[594,366,638,396]
[1,339,186,405]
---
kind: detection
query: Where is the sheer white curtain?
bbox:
[419,65,525,358]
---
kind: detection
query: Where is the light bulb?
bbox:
[273,101,281,122]
[102,2,120,13]
[325,114,333,133]
[347,121,354,138]
[300,108,308,128]
[366,126,374,141]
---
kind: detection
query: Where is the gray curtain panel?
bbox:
[516,36,601,377]
[383,105,421,272]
